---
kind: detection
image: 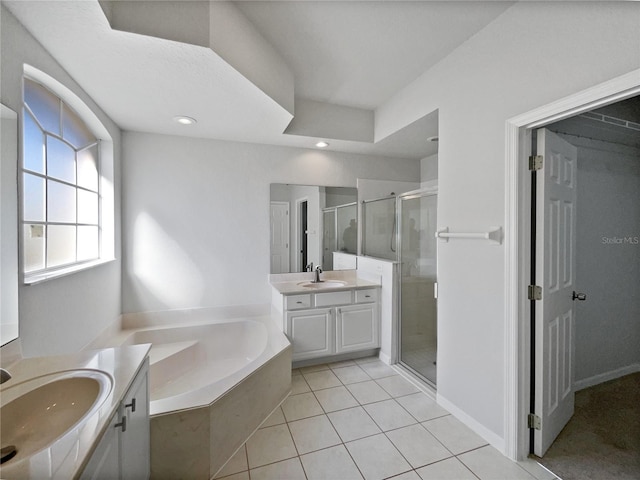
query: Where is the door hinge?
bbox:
[528,413,541,430]
[529,155,543,171]
[528,285,542,301]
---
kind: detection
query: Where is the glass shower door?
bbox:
[322,209,336,270]
[399,191,438,386]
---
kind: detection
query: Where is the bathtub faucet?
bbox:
[314,266,323,283]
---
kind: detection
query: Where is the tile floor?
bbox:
[214,357,558,480]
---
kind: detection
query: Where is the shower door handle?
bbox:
[572,291,587,301]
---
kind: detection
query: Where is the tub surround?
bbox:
[0,344,150,479]
[88,306,292,479]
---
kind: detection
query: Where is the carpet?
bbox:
[536,372,640,480]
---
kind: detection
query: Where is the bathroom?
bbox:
[2,1,639,479]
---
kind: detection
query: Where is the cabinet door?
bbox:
[120,362,150,480]
[80,413,120,480]
[287,308,333,361]
[336,304,379,354]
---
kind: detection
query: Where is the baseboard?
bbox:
[574,363,640,392]
[436,394,506,454]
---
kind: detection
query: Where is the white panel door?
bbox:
[270,202,290,273]
[534,129,578,457]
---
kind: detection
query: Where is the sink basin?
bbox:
[0,370,112,465]
[297,280,348,289]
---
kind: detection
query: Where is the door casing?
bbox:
[503,68,640,461]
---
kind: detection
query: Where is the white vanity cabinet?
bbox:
[281,287,380,362]
[82,359,150,480]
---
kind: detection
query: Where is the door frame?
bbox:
[295,197,309,272]
[503,68,640,460]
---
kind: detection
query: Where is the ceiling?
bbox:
[4,1,514,160]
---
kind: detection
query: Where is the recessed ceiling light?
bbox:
[174,115,197,125]
[315,141,329,148]
[426,136,439,142]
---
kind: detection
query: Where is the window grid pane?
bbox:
[22,78,101,276]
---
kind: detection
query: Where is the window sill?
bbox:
[24,258,116,286]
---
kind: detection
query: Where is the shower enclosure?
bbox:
[322,202,357,270]
[361,190,438,386]
[398,190,438,386]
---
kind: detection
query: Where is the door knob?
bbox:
[572,291,587,301]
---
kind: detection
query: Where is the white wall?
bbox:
[376,1,640,449]
[572,139,640,386]
[0,5,122,356]
[121,132,419,313]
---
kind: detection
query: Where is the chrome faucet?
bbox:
[0,368,11,384]
[314,265,323,283]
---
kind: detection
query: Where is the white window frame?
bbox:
[21,66,115,285]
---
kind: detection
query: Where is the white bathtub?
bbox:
[93,307,292,479]
[112,312,290,416]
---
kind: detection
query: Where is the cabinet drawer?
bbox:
[355,289,378,303]
[286,294,312,310]
[315,290,352,307]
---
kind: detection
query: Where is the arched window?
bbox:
[21,71,113,282]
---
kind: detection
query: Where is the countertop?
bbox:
[270,270,381,295]
[0,344,151,479]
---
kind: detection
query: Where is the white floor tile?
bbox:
[328,406,382,442]
[363,399,416,431]
[332,365,371,384]
[250,457,306,480]
[347,380,392,404]
[288,415,342,454]
[416,457,478,480]
[303,369,342,390]
[300,445,364,480]
[517,458,557,480]
[214,445,247,478]
[260,407,286,428]
[216,471,250,480]
[355,356,381,365]
[345,433,412,480]
[314,385,359,412]
[299,364,330,374]
[328,359,358,369]
[246,424,297,469]
[359,361,397,379]
[281,392,324,422]
[375,375,421,397]
[458,446,537,480]
[395,393,449,422]
[385,424,452,468]
[291,375,311,395]
[388,471,422,480]
[422,415,488,455]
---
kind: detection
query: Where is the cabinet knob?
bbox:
[365,295,371,298]
[115,416,127,432]
[125,398,136,413]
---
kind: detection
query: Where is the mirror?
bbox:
[270,184,357,273]
[1,104,19,346]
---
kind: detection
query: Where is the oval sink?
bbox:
[0,370,112,465]
[297,280,348,289]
